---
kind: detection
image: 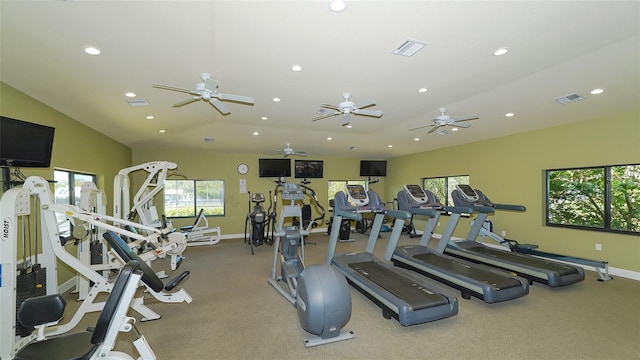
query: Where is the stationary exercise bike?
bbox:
[267,180,354,347]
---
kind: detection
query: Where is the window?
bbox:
[422,175,470,206]
[546,164,639,234]
[54,170,96,206]
[164,179,225,218]
[328,180,368,202]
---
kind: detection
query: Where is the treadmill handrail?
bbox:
[441,205,475,214]
[493,203,526,212]
[467,205,495,214]
[385,209,411,220]
[405,207,437,217]
[335,207,362,221]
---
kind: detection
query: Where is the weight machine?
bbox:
[1,176,192,359]
[114,161,220,248]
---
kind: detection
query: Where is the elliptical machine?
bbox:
[267,180,354,347]
[245,192,274,255]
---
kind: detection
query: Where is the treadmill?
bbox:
[387,185,529,303]
[325,185,458,326]
[447,184,585,287]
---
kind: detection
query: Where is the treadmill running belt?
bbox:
[413,253,523,290]
[470,247,578,276]
[348,261,450,310]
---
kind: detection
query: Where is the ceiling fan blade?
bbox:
[408,124,436,131]
[296,151,307,157]
[451,123,472,128]
[209,98,231,115]
[354,109,383,118]
[453,116,479,122]
[319,103,341,111]
[153,84,200,96]
[217,93,255,105]
[203,78,220,92]
[173,97,201,107]
[428,125,443,134]
[353,99,376,109]
[312,112,340,122]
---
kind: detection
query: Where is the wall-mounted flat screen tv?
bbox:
[0,116,55,168]
[360,160,387,177]
[259,158,291,178]
[294,160,324,179]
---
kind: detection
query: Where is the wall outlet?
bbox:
[595,243,602,251]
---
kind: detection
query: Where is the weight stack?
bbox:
[15,265,46,337]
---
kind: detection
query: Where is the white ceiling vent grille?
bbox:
[555,93,584,105]
[392,39,427,57]
[126,99,149,107]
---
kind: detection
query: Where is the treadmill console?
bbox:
[403,184,428,205]
[346,184,369,207]
[455,184,480,202]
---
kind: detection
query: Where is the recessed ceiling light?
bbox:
[158,129,166,133]
[451,128,459,132]
[261,116,268,120]
[505,113,515,117]
[327,137,333,141]
[494,47,509,56]
[272,97,281,102]
[590,88,604,95]
[84,46,101,55]
[329,0,346,12]
[346,125,352,129]
[253,131,259,136]
[146,115,154,120]
[418,88,428,93]
[414,138,420,141]
[291,64,302,72]
[125,92,136,98]
[387,145,393,148]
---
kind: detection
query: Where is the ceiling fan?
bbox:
[312,93,383,126]
[272,143,307,157]
[153,73,254,115]
[409,107,479,134]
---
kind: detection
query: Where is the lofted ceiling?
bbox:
[1,1,638,159]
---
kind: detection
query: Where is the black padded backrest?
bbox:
[18,294,66,327]
[103,231,165,292]
[91,260,140,345]
[193,208,204,227]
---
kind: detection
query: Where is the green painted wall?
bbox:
[386,111,640,272]
[1,82,132,284]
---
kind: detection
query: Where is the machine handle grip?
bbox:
[409,208,437,217]
[335,208,362,221]
[164,270,190,291]
[441,205,475,214]
[468,205,496,214]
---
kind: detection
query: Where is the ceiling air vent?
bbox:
[391,39,427,57]
[126,99,149,107]
[203,137,215,143]
[555,93,584,105]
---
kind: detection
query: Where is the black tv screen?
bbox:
[360,160,387,177]
[0,116,55,168]
[294,160,323,179]
[259,158,291,178]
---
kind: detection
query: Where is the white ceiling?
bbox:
[1,1,639,159]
